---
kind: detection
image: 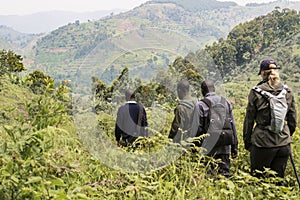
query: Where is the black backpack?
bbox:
[201,96,234,148]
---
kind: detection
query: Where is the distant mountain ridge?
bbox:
[148,0,237,11]
[0,9,126,34]
[1,0,300,83]
[0,25,37,52]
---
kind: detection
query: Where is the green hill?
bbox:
[0,37,12,50]
[0,25,38,51]
[203,8,300,83]
[26,0,300,83]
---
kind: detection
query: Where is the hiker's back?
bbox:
[201,94,235,155]
[178,98,197,131]
[248,82,293,148]
[169,97,197,142]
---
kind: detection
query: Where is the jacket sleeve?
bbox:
[141,107,148,137]
[286,89,297,135]
[115,108,122,142]
[243,90,257,150]
[190,103,205,138]
[168,106,181,139]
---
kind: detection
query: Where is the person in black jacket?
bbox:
[115,89,148,146]
[190,80,238,177]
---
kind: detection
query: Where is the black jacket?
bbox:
[115,101,148,143]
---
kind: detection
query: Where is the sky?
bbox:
[0,0,284,15]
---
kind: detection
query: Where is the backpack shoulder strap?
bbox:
[202,96,226,108]
[179,100,195,110]
[279,84,288,97]
[201,97,212,108]
[200,98,212,133]
[252,86,273,99]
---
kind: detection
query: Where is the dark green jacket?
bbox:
[243,81,297,150]
[169,96,197,142]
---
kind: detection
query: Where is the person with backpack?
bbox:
[115,89,148,147]
[243,58,297,178]
[168,80,197,143]
[190,80,238,177]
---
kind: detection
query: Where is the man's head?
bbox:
[177,80,190,100]
[125,89,136,101]
[201,80,215,96]
[258,58,281,76]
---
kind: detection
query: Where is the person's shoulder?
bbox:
[117,104,126,114]
[283,85,294,96]
[256,81,268,88]
[283,84,291,92]
[197,98,209,108]
[222,96,231,104]
[137,103,145,109]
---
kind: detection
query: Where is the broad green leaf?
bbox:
[50,178,66,187]
[25,176,42,184]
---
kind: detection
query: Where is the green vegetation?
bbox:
[205,8,300,79]
[21,1,300,82]
[1,6,300,200]
[0,49,25,76]
[0,25,38,49]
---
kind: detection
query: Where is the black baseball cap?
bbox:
[258,58,281,75]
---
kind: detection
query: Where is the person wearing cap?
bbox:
[243,58,297,179]
[115,89,148,146]
[168,80,197,143]
[190,80,238,177]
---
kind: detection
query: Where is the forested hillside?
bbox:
[20,0,300,83]
[206,8,300,80]
[0,25,38,51]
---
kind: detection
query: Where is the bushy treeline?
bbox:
[92,56,203,111]
[205,8,300,78]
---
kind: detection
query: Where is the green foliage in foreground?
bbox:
[1,72,300,199]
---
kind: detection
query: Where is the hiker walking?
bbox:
[168,80,197,143]
[243,58,297,178]
[190,80,238,177]
[115,89,148,146]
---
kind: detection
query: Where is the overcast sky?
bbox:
[0,0,284,15]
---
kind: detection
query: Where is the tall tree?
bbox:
[0,49,25,76]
